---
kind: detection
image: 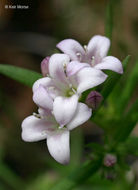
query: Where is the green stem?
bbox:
[51,158,102,190]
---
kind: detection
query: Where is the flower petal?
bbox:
[32,77,52,93]
[94,56,123,74]
[47,130,70,164]
[21,115,56,142]
[66,61,90,76]
[49,53,69,79]
[49,53,70,88]
[41,56,50,76]
[53,95,79,126]
[33,85,53,111]
[87,35,110,58]
[75,67,107,94]
[56,39,85,61]
[67,103,92,130]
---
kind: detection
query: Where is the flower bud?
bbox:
[85,91,103,110]
[41,56,50,76]
[104,154,117,167]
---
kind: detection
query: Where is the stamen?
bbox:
[76,52,82,61]
[48,86,55,91]
[71,87,77,94]
[69,83,77,94]
[69,83,72,88]
[63,62,67,69]
[41,130,47,135]
[84,45,88,53]
[63,62,67,76]
[91,56,95,66]
[33,112,41,119]
[92,56,95,59]
[59,124,64,129]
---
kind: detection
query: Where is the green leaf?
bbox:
[105,0,114,42]
[117,61,138,115]
[70,128,84,167]
[92,55,130,119]
[105,0,122,54]
[50,158,102,190]
[26,173,57,190]
[0,64,42,87]
[114,99,138,144]
[81,55,130,108]
[86,143,104,154]
[101,55,130,102]
[125,137,138,156]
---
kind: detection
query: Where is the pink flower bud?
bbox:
[41,56,50,76]
[85,91,103,110]
[104,154,117,167]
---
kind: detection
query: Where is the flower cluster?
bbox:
[21,35,123,164]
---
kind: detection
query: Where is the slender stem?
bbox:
[51,157,102,190]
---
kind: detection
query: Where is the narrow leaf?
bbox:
[0,64,42,87]
[70,129,83,167]
[125,137,138,156]
[89,56,130,119]
[51,158,102,190]
[117,61,138,115]
[81,56,130,106]
[105,0,114,41]
[114,100,138,144]
[101,55,130,102]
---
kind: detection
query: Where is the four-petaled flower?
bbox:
[22,85,91,164]
[57,35,123,74]
[33,53,107,117]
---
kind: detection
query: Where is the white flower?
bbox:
[56,35,123,74]
[33,53,107,116]
[21,85,92,164]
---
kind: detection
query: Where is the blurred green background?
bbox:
[0,0,138,189]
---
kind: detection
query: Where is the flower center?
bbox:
[64,83,77,97]
[33,112,42,119]
[58,124,64,129]
[63,62,67,76]
[84,45,88,53]
[76,45,88,62]
[76,52,82,61]
[76,45,93,65]
[91,56,95,66]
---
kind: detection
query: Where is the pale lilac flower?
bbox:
[57,35,123,74]
[33,53,107,117]
[41,56,50,76]
[21,85,92,164]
